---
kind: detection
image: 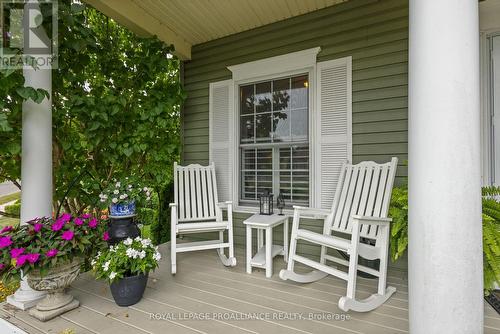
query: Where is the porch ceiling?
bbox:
[83,0,348,60]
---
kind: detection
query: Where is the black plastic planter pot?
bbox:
[110,273,148,307]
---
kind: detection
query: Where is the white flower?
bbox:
[124,237,133,246]
[153,252,162,261]
[103,260,111,272]
[146,191,150,197]
[112,198,118,203]
[115,182,121,188]
[109,272,117,280]
[99,193,104,198]
[143,187,148,192]
[113,189,119,194]
[119,194,126,200]
[100,198,106,202]
[125,177,129,180]
[128,184,132,188]
[146,197,151,201]
[91,259,96,266]
[135,236,142,242]
[138,250,146,259]
[126,248,137,258]
[137,223,144,229]
[141,238,152,247]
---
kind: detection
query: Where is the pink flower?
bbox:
[61,230,74,241]
[0,263,5,270]
[88,218,98,228]
[74,217,84,226]
[33,223,43,232]
[16,255,27,267]
[81,213,91,219]
[0,226,13,234]
[10,248,25,258]
[46,249,58,257]
[27,253,40,264]
[0,236,13,248]
[102,231,109,241]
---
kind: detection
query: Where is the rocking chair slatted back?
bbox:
[174,162,219,222]
[329,157,398,239]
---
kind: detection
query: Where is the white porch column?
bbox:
[7,0,52,310]
[408,1,483,333]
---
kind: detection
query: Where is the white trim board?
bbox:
[227,47,321,82]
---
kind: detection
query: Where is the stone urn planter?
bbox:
[27,258,82,322]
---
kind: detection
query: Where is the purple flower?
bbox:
[81,213,91,219]
[27,253,40,264]
[74,217,84,226]
[61,230,74,241]
[59,213,72,223]
[102,231,109,241]
[10,248,25,258]
[16,255,27,267]
[33,223,43,232]
[0,263,5,270]
[88,218,98,229]
[0,226,13,234]
[46,249,58,258]
[51,221,64,231]
[0,236,13,248]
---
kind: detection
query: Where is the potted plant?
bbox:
[0,214,108,321]
[389,185,500,295]
[99,177,152,218]
[91,236,161,306]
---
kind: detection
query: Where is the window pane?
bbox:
[240,85,254,115]
[291,109,308,140]
[255,82,271,113]
[255,113,271,142]
[272,110,290,142]
[240,115,254,143]
[278,146,309,206]
[273,78,290,112]
[291,75,308,110]
[241,148,273,201]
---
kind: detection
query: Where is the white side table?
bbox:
[243,213,289,278]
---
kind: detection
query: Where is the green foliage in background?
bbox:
[0,2,184,237]
[481,186,500,292]
[4,200,20,217]
[389,185,500,294]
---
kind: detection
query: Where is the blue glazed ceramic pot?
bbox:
[109,201,136,217]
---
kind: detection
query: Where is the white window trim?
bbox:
[227,47,321,213]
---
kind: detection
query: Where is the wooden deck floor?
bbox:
[1,243,499,334]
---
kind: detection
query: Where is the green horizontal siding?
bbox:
[180,0,409,271]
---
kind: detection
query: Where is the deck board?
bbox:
[1,243,499,334]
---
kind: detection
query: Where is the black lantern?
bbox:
[276,193,285,215]
[259,190,273,215]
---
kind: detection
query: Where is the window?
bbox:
[239,74,309,206]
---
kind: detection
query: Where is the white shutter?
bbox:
[315,57,352,209]
[209,79,234,202]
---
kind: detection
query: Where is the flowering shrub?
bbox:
[92,237,161,283]
[0,214,108,283]
[98,177,153,208]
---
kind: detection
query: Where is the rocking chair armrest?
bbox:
[351,215,392,226]
[216,201,233,210]
[293,206,331,218]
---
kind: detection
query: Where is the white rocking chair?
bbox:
[280,157,398,312]
[170,162,236,274]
